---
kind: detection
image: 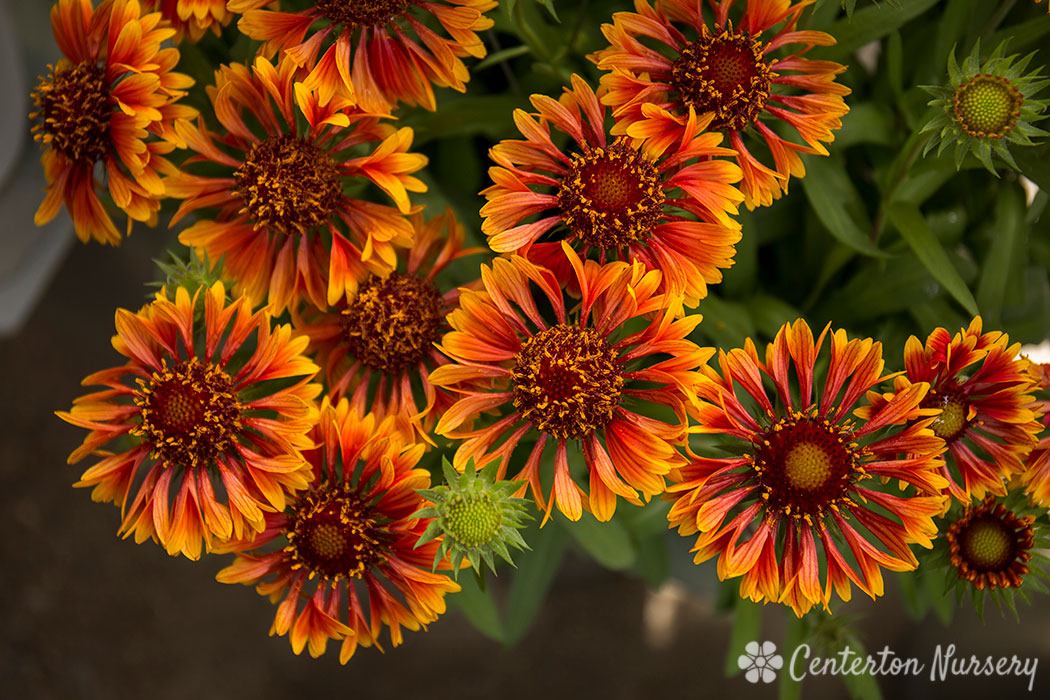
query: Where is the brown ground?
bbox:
[3,231,1050,700]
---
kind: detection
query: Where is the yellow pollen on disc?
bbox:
[287,488,384,581]
[961,517,1014,571]
[953,75,1022,138]
[927,392,969,442]
[783,442,834,492]
[309,523,348,559]
[315,0,411,28]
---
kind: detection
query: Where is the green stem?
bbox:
[871,129,933,241]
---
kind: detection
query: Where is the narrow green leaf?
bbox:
[725,599,763,676]
[885,202,980,316]
[976,184,1026,326]
[534,0,559,21]
[801,156,887,258]
[778,615,807,700]
[886,30,904,98]
[834,103,895,148]
[474,44,532,71]
[840,634,884,700]
[986,14,1050,54]
[821,0,939,57]
[696,294,756,348]
[1015,145,1050,194]
[450,572,505,643]
[503,522,568,645]
[564,512,636,571]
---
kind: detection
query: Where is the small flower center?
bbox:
[31,61,111,164]
[953,75,1022,138]
[753,414,861,518]
[671,27,773,131]
[132,358,243,468]
[235,134,341,235]
[287,486,384,580]
[558,142,664,250]
[446,493,502,547]
[340,273,444,374]
[511,324,624,440]
[315,0,412,28]
[923,389,970,443]
[947,498,1034,590]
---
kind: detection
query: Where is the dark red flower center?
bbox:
[511,324,624,439]
[922,389,970,443]
[340,272,444,374]
[953,74,1022,138]
[315,0,412,28]
[670,27,773,131]
[753,414,862,518]
[947,498,1034,590]
[235,134,341,235]
[287,486,384,580]
[31,60,111,164]
[133,358,243,468]
[558,142,664,250]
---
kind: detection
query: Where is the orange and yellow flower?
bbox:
[430,246,712,523]
[166,55,427,314]
[667,319,948,616]
[870,317,1042,504]
[291,208,483,443]
[592,0,850,209]
[229,0,496,112]
[481,75,744,307]
[1021,361,1050,508]
[217,399,460,663]
[31,0,196,244]
[142,0,233,41]
[58,283,321,559]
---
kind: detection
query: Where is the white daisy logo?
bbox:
[738,640,783,683]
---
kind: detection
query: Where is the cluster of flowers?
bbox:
[38,0,1050,663]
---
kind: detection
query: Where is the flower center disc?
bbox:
[315,0,412,28]
[960,516,1016,572]
[32,60,111,164]
[754,416,857,517]
[287,487,383,580]
[923,390,970,443]
[446,493,502,547]
[133,358,243,468]
[558,142,664,250]
[953,75,1022,138]
[340,272,444,374]
[671,28,773,131]
[511,324,624,439]
[235,134,341,235]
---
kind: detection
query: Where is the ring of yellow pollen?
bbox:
[132,357,243,469]
[953,74,1022,138]
[752,412,865,520]
[235,134,341,235]
[315,0,412,28]
[30,61,111,164]
[921,388,970,443]
[670,26,773,131]
[445,492,502,547]
[557,142,664,250]
[340,272,444,374]
[511,324,624,440]
[947,498,1034,590]
[286,484,385,581]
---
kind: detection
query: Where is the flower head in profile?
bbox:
[217,399,460,663]
[430,246,712,524]
[921,40,1049,174]
[291,208,482,442]
[414,458,532,576]
[142,0,233,41]
[481,74,744,307]
[58,283,321,559]
[229,0,496,112]
[30,0,196,244]
[666,319,949,616]
[592,0,850,209]
[166,55,427,314]
[870,317,1042,505]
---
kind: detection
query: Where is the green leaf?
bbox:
[976,184,1026,327]
[474,44,532,71]
[840,634,884,700]
[834,103,895,148]
[885,202,979,316]
[821,0,939,57]
[534,0,559,21]
[564,512,636,571]
[778,614,807,700]
[450,572,505,643]
[696,294,757,348]
[725,599,763,676]
[801,156,887,258]
[404,96,525,145]
[503,521,568,645]
[1015,145,1050,194]
[986,14,1050,54]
